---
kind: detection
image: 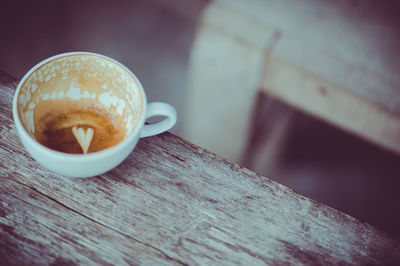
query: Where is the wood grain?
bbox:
[1,70,400,265]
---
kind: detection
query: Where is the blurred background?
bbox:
[1,0,400,238]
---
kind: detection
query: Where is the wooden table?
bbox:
[1,71,399,265]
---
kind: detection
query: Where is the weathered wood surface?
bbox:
[1,70,400,265]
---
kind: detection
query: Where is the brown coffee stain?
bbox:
[34,99,126,154]
[78,70,106,90]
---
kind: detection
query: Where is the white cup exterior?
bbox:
[12,52,177,178]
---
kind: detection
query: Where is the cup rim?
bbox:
[12,51,147,161]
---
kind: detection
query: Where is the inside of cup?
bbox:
[17,53,144,152]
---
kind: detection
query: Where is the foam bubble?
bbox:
[42,93,50,100]
[31,83,38,92]
[67,86,81,100]
[25,111,34,134]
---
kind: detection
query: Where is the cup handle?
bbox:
[140,102,177,138]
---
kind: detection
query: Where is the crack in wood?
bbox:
[207,234,275,265]
[164,151,186,163]
[6,177,189,266]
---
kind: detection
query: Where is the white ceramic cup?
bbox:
[13,52,177,178]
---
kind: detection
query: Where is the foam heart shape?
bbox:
[72,126,94,154]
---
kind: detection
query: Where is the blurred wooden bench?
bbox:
[183,0,400,165]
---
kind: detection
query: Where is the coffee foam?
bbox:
[34,98,126,154]
[17,54,144,140]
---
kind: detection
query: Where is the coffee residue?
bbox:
[34,99,126,154]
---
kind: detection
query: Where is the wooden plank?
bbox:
[262,56,400,155]
[183,2,280,162]
[184,0,400,162]
[217,0,400,112]
[1,71,400,265]
[0,176,177,265]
